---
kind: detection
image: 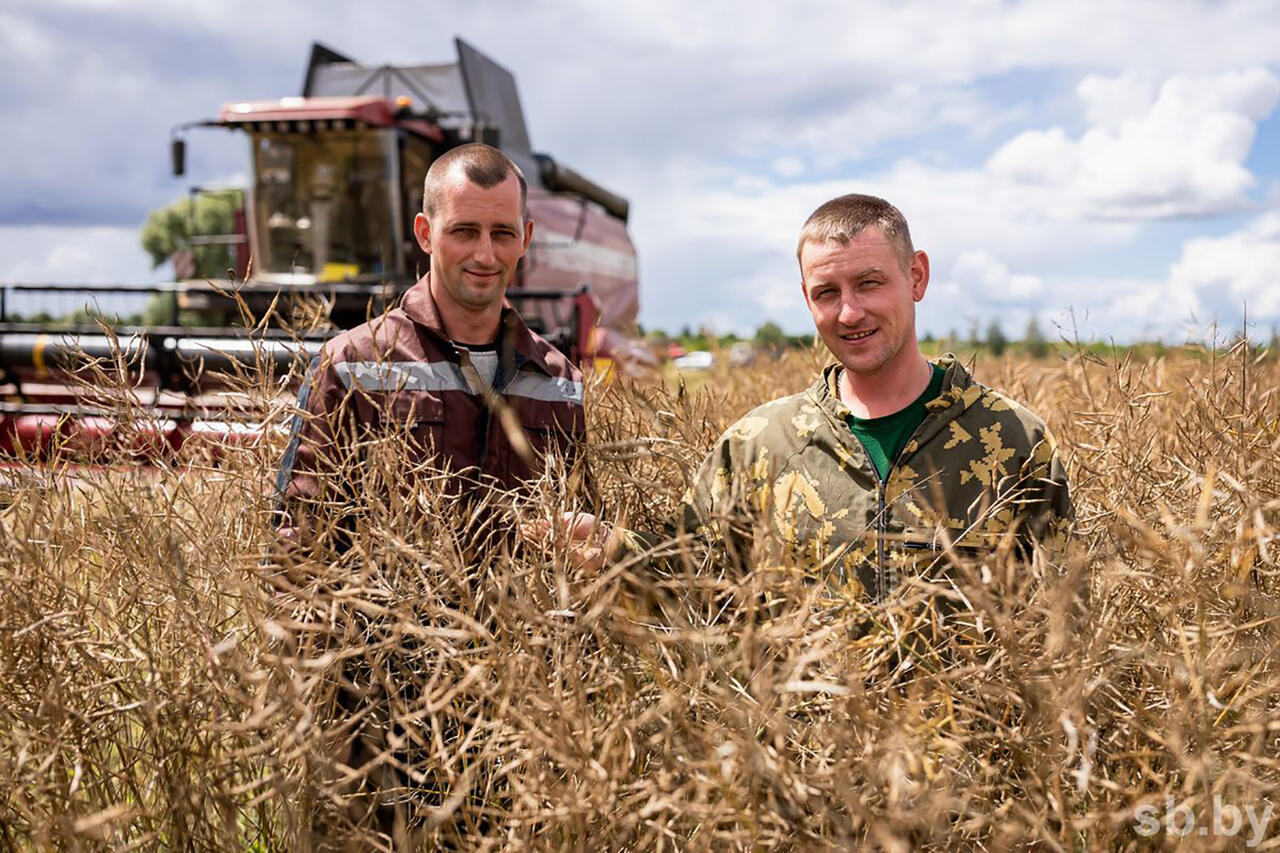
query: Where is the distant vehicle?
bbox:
[728,341,757,367]
[673,350,715,371]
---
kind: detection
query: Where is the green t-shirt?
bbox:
[847,363,946,481]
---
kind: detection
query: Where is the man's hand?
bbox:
[520,511,615,574]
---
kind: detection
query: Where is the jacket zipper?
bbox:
[875,476,887,600]
[840,363,957,601]
[873,411,936,600]
[846,431,890,600]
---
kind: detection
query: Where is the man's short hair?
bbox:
[796,194,914,270]
[422,143,527,218]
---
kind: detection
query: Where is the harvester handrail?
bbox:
[0,322,333,341]
[0,400,269,423]
[0,280,401,295]
[1,282,184,293]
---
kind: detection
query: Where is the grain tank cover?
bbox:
[454,38,533,158]
[301,39,535,167]
[304,58,470,117]
[302,41,469,114]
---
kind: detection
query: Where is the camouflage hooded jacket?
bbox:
[669,355,1071,601]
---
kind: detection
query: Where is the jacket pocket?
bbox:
[381,391,444,423]
[502,396,577,475]
[379,391,446,454]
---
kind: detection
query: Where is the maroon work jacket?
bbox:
[277,275,586,510]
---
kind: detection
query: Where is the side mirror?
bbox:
[171,137,186,177]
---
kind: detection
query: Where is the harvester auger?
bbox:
[0,38,643,464]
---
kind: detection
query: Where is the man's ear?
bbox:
[413,212,432,255]
[910,250,930,302]
[521,217,534,254]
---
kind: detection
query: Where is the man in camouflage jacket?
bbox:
[681,354,1070,600]
[555,193,1070,601]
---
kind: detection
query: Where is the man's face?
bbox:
[800,226,929,377]
[413,171,533,316]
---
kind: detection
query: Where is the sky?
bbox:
[4,0,1280,343]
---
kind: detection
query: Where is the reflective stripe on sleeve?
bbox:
[334,361,471,393]
[333,359,582,405]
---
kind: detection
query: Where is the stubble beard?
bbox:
[439,267,507,314]
[839,328,903,378]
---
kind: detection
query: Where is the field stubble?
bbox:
[0,345,1278,850]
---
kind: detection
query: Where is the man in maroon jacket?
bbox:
[276,143,587,539]
[273,145,588,843]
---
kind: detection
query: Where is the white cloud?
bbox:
[0,226,160,283]
[1169,210,1280,320]
[1077,75,1157,132]
[741,83,1005,168]
[988,69,1280,218]
[0,225,166,319]
[636,149,1280,341]
[947,252,1044,304]
[930,210,1280,343]
[6,0,1280,341]
[0,10,54,59]
[626,62,1280,338]
[771,157,806,179]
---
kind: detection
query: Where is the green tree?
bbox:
[140,190,243,280]
[984,319,1008,356]
[754,321,787,351]
[966,319,981,351]
[1023,316,1049,358]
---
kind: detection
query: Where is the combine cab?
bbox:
[171,38,638,355]
[0,39,641,462]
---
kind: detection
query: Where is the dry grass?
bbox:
[1,342,1278,850]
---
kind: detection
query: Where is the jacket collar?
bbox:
[809,353,983,445]
[400,274,553,375]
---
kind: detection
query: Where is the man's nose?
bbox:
[837,293,865,326]
[473,232,496,264]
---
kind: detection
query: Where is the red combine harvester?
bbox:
[0,39,641,463]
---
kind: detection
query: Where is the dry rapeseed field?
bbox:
[1,345,1278,850]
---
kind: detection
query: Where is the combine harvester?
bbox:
[0,39,641,464]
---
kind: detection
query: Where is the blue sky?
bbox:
[3,0,1280,342]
